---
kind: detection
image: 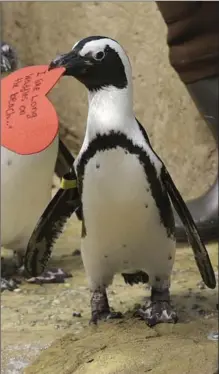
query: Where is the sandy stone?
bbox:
[25,320,218,374]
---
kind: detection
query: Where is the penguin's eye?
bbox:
[94,51,105,61]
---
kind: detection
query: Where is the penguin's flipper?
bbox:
[24,171,80,277]
[136,118,216,289]
[55,138,75,178]
[55,138,82,221]
[161,166,216,289]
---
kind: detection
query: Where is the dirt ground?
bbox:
[1,206,218,374]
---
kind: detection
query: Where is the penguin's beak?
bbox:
[48,50,85,76]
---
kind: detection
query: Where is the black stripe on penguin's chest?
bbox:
[77,131,174,239]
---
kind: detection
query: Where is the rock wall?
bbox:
[1,1,217,198]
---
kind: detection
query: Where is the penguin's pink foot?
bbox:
[90,288,123,324]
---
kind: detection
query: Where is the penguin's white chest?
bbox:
[80,147,175,289]
[1,136,59,251]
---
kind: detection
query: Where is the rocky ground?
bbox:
[1,210,218,374]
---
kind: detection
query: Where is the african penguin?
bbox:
[1,42,75,291]
[49,36,216,326]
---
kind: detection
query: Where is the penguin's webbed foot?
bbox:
[90,310,123,325]
[90,288,123,324]
[1,255,22,292]
[136,301,178,327]
[1,277,21,292]
[12,252,72,284]
[135,287,178,327]
[25,268,72,284]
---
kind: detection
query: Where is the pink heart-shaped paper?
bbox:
[1,65,65,155]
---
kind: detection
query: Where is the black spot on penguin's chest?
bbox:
[76,131,174,238]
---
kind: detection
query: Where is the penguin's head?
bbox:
[1,42,18,74]
[49,36,132,92]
